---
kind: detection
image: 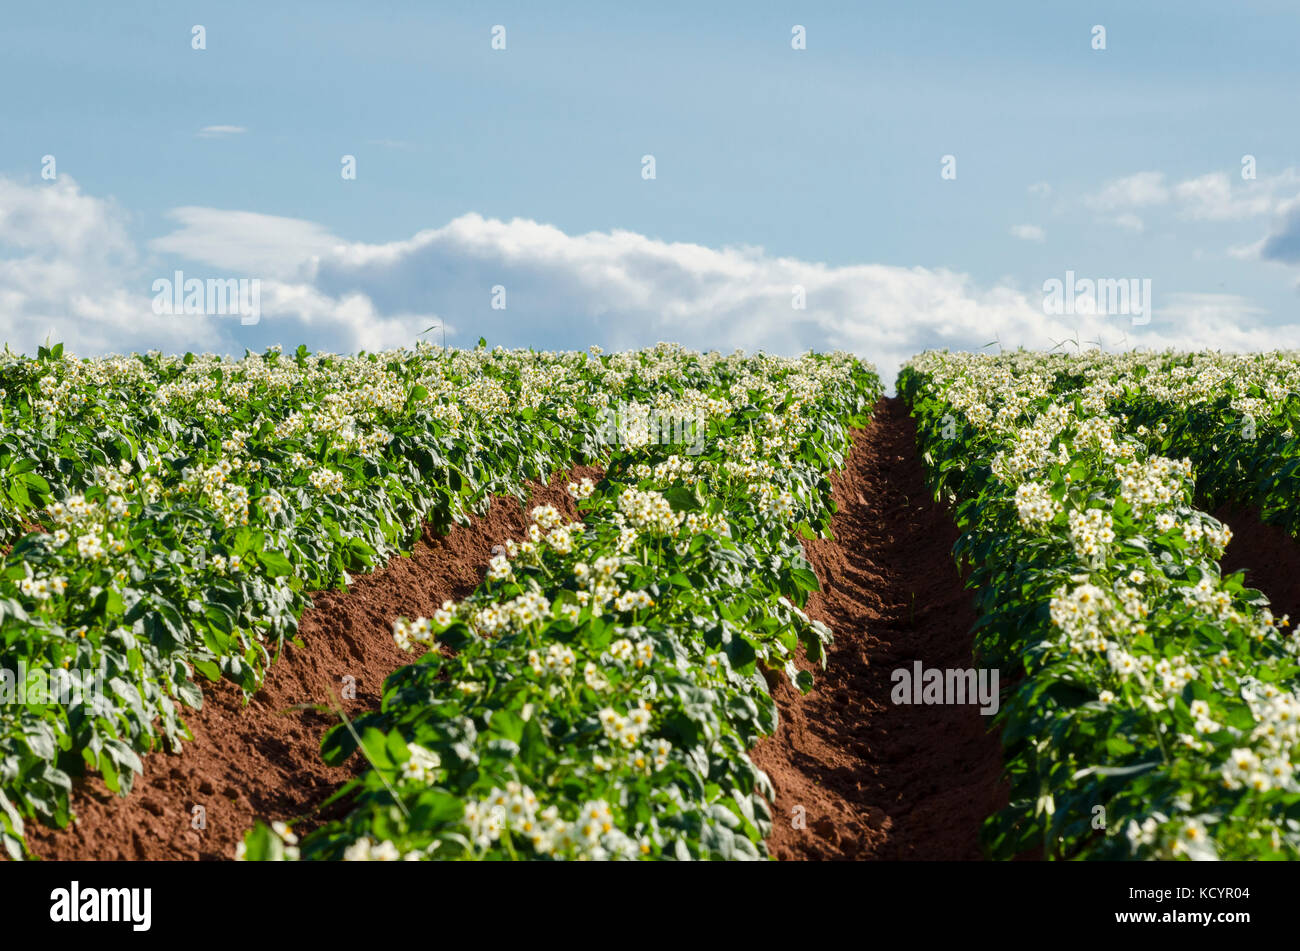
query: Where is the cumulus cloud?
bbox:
[1092,172,1170,210]
[0,176,220,355]
[1259,202,1300,264]
[171,209,1294,383]
[0,176,1295,386]
[150,207,342,278]
[1088,167,1300,238]
[0,175,134,262]
[1151,293,1279,349]
[288,212,1080,379]
[1173,172,1280,221]
[1010,224,1045,242]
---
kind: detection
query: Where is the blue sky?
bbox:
[2,1,1299,378]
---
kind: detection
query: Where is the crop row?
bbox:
[902,350,1300,860]
[0,342,747,857]
[957,349,1300,536]
[1,342,614,857]
[242,351,882,860]
[1099,351,1300,537]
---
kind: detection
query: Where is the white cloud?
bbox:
[196,125,247,138]
[149,207,342,278]
[1173,170,1298,221]
[1027,182,1052,197]
[1151,293,1286,350]
[205,210,1292,382]
[1260,202,1300,265]
[1173,173,1233,218]
[1091,171,1170,210]
[284,212,1076,379]
[1228,237,1267,260]
[0,176,219,355]
[1249,191,1300,266]
[0,177,1294,385]
[1010,224,1045,242]
[0,175,134,261]
[1086,167,1300,263]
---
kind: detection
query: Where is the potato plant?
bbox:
[242,349,881,860]
[902,351,1300,861]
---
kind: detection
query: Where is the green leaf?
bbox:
[790,568,820,592]
[258,550,294,577]
[193,659,222,682]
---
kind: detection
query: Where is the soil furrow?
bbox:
[1214,505,1300,626]
[751,397,1005,860]
[26,467,601,861]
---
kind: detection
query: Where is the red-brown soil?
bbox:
[25,468,601,861]
[750,397,1006,860]
[1215,505,1300,626]
[23,400,1300,865]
